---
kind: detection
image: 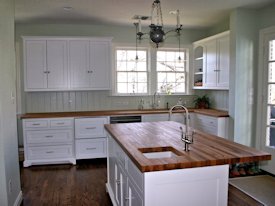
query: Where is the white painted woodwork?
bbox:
[46,40,68,89]
[217,35,230,88]
[23,118,75,167]
[106,134,229,206]
[193,31,230,90]
[23,36,112,91]
[75,117,108,139]
[204,40,217,87]
[24,40,47,89]
[69,40,91,88]
[190,113,229,138]
[75,138,106,159]
[75,117,108,159]
[90,41,111,89]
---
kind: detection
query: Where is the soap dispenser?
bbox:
[177,97,183,105]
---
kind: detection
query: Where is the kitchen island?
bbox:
[104,121,271,206]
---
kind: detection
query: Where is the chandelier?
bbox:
[134,0,182,48]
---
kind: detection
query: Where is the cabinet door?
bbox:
[69,40,91,88]
[47,40,68,89]
[204,40,217,87]
[90,41,111,89]
[128,180,143,206]
[217,35,229,88]
[24,40,47,90]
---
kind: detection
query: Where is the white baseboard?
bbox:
[13,191,23,206]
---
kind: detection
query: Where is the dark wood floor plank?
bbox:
[20,159,263,206]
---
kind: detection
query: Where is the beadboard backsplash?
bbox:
[23,91,196,113]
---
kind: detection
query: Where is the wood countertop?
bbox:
[104,121,271,172]
[19,108,229,119]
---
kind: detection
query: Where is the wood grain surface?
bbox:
[104,121,271,172]
[19,108,229,119]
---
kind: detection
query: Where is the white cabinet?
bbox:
[23,36,112,91]
[23,118,75,167]
[190,113,229,138]
[24,39,68,91]
[75,117,108,159]
[106,134,228,206]
[68,38,112,90]
[107,136,144,206]
[193,31,230,90]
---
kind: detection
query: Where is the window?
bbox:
[156,50,187,94]
[115,49,148,94]
[266,39,275,147]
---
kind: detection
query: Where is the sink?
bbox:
[138,146,183,159]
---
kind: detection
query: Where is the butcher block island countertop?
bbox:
[19,108,229,119]
[104,121,271,172]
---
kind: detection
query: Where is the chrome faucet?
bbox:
[151,92,160,109]
[169,105,193,151]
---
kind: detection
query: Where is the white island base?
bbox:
[106,135,229,206]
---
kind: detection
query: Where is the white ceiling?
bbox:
[15,0,275,28]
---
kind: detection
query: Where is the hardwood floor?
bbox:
[20,159,263,206]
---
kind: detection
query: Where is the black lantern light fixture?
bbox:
[133,0,182,48]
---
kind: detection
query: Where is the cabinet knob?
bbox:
[87,70,93,74]
[115,179,121,185]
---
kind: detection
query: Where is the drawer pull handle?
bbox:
[46,151,54,154]
[115,179,120,185]
[56,122,65,125]
[86,127,96,130]
[32,123,41,126]
[125,197,130,201]
[86,147,96,150]
[45,135,53,138]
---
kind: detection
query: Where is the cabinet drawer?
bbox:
[75,138,106,159]
[114,140,127,169]
[75,117,108,138]
[50,119,73,128]
[25,120,48,129]
[25,130,73,144]
[195,114,217,127]
[27,145,73,160]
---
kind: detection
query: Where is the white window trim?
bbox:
[111,43,192,96]
[256,26,275,150]
[156,48,189,95]
[111,45,151,96]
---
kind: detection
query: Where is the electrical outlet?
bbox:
[8,179,12,193]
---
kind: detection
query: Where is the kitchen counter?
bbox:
[105,121,271,172]
[19,108,229,119]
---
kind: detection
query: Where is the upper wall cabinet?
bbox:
[69,40,111,90]
[193,31,230,90]
[23,37,112,92]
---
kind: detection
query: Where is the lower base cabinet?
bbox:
[23,118,75,167]
[75,138,106,159]
[106,134,229,206]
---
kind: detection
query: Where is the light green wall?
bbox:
[229,9,259,146]
[0,0,21,205]
[207,17,230,36]
[15,23,209,115]
[259,3,275,29]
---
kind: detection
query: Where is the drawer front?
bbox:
[25,130,73,144]
[24,120,48,129]
[50,119,73,128]
[75,117,108,139]
[195,114,217,128]
[27,145,73,160]
[113,140,127,169]
[75,138,107,159]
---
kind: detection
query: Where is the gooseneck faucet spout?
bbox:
[169,105,189,135]
[169,105,193,151]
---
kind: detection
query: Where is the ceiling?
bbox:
[15,0,275,28]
